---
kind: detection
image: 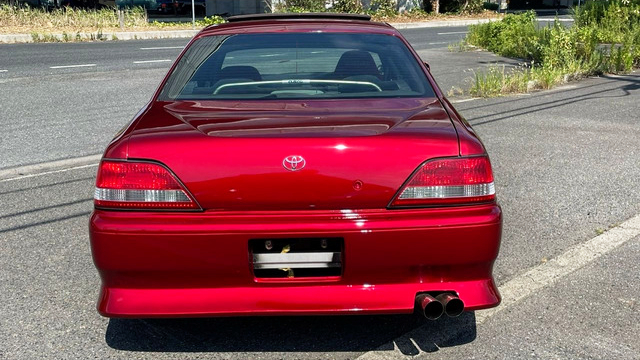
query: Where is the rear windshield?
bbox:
[158,32,435,100]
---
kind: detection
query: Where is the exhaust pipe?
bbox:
[415,294,444,320]
[436,293,464,317]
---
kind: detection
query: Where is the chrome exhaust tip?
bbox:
[416,294,444,320]
[436,293,464,317]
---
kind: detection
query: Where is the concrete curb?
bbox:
[0,29,199,44]
[389,18,499,29]
[0,18,500,44]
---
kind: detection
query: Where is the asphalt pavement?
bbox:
[0,27,470,170]
[1,25,639,360]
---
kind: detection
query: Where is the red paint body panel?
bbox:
[126,98,459,210]
[90,17,502,317]
[90,205,501,317]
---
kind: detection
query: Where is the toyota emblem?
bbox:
[283,155,306,171]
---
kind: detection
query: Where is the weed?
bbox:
[333,0,364,14]
[465,1,640,97]
[448,39,474,52]
[368,0,396,17]
[447,86,464,97]
[469,66,507,97]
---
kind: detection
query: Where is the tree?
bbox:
[429,0,440,14]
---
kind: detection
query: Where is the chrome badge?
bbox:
[283,155,306,172]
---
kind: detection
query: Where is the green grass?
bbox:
[0,4,225,38]
[1,5,148,31]
[462,3,640,97]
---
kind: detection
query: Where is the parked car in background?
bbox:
[114,0,157,10]
[154,0,178,14]
[89,13,502,320]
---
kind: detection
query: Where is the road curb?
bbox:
[0,29,199,44]
[389,18,499,29]
[0,18,501,44]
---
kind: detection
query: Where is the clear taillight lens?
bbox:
[94,160,199,210]
[389,156,495,207]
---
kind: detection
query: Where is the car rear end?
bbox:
[89,14,502,318]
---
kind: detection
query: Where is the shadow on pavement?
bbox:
[105,312,476,354]
[467,73,640,127]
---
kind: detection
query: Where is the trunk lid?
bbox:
[127,98,459,210]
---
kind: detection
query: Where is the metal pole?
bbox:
[192,0,195,30]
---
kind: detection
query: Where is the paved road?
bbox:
[1,25,639,360]
[0,27,469,170]
[0,27,469,82]
[2,73,639,359]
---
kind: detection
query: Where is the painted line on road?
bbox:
[0,163,99,182]
[437,31,468,35]
[50,64,96,69]
[0,69,7,73]
[428,41,448,45]
[356,214,640,359]
[133,59,172,64]
[0,154,101,182]
[450,98,478,104]
[140,46,184,50]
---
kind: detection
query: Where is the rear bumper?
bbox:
[89,205,502,317]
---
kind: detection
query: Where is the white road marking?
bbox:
[0,69,7,73]
[450,98,477,103]
[437,31,468,35]
[49,64,96,69]
[133,59,172,64]
[0,154,101,182]
[427,41,448,45]
[356,214,640,360]
[0,164,99,182]
[139,46,184,50]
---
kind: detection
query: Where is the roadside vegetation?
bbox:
[461,0,640,97]
[1,0,501,42]
[273,0,501,21]
[0,4,224,40]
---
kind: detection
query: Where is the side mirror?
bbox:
[423,62,431,72]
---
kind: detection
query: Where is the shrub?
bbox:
[467,11,546,61]
[543,22,576,69]
[199,15,225,26]
[465,1,640,96]
[333,0,364,13]
[460,0,485,14]
[273,0,326,12]
[368,0,396,17]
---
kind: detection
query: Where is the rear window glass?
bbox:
[158,32,435,100]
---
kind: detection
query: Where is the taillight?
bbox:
[94,160,199,210]
[389,156,495,207]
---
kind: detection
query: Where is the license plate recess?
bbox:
[249,238,343,278]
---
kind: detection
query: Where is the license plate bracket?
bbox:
[249,238,343,278]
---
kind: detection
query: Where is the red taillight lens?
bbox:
[389,156,496,207]
[94,160,199,210]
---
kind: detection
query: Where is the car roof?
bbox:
[199,12,396,36]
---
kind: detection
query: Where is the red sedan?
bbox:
[89,13,501,320]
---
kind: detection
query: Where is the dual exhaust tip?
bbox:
[415,293,464,320]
